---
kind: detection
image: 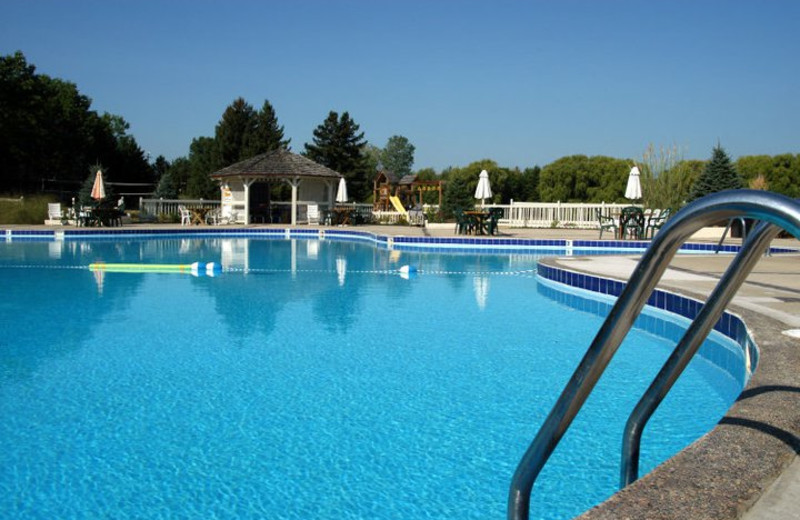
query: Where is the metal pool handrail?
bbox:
[619,220,780,487]
[508,190,800,520]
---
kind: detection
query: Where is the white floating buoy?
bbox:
[206,262,222,277]
[398,265,418,280]
[190,262,204,277]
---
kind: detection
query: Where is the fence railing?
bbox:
[138,198,647,229]
[139,199,375,224]
[501,201,636,229]
[140,198,220,217]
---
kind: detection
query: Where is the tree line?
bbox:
[3,51,798,213]
[0,52,153,197]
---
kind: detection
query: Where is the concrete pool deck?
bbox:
[5,222,799,519]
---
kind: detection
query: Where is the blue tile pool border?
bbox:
[2,227,796,256]
[536,262,759,375]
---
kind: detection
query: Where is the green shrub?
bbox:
[0,194,56,224]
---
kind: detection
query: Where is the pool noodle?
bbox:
[89,262,221,274]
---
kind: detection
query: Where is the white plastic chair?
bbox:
[206,207,221,225]
[178,205,191,226]
[307,204,320,225]
[47,203,63,222]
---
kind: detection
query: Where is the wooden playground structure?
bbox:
[373,170,444,212]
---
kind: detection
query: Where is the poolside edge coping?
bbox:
[538,258,800,520]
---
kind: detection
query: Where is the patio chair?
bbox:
[596,209,618,239]
[454,209,474,235]
[178,205,191,226]
[486,208,504,235]
[307,204,320,225]
[646,208,671,238]
[47,203,64,223]
[407,205,425,226]
[620,206,645,240]
[205,207,221,225]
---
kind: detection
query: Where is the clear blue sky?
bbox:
[2,0,798,171]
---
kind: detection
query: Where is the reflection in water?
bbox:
[336,256,347,286]
[93,268,105,295]
[307,239,319,259]
[473,276,489,310]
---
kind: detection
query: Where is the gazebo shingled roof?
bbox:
[211,148,342,180]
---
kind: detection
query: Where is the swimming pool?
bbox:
[0,236,747,519]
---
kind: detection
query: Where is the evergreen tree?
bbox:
[186,137,219,198]
[380,135,415,179]
[246,100,290,156]
[154,169,178,199]
[689,144,744,201]
[214,97,256,166]
[0,51,152,193]
[304,111,370,200]
[441,173,474,219]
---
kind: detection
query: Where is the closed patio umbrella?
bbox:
[335,177,348,203]
[625,166,642,201]
[91,170,106,200]
[474,169,492,207]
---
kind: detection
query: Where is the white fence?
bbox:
[139,198,647,229]
[139,199,374,224]
[140,198,220,216]
[491,201,637,229]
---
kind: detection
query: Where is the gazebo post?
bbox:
[242,177,256,225]
[286,175,301,226]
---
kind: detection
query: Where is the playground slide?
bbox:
[389,196,408,215]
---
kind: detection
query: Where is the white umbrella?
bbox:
[335,177,348,203]
[91,170,106,200]
[474,169,492,207]
[625,166,642,201]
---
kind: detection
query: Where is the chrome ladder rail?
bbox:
[619,220,780,486]
[508,190,800,520]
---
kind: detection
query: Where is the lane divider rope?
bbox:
[0,264,538,276]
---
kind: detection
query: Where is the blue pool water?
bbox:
[0,237,745,519]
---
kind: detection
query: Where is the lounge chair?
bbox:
[47,203,64,224]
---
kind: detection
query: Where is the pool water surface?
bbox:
[0,237,745,519]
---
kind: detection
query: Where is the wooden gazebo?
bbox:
[211,149,342,225]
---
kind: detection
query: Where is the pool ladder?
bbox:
[508,190,800,520]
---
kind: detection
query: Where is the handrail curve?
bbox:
[619,220,780,486]
[509,190,800,520]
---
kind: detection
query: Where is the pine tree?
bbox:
[154,170,178,199]
[689,144,744,201]
[380,135,415,179]
[246,100,290,156]
[304,111,369,200]
[214,97,256,166]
